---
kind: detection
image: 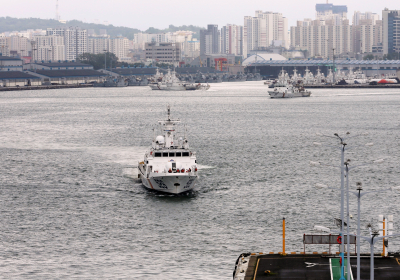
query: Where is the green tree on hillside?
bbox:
[0,17,204,40]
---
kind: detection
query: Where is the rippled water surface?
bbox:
[1,82,399,279]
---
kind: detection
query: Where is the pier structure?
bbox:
[246,59,400,78]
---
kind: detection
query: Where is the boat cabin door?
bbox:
[172,162,176,172]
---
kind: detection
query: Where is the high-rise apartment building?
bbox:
[88,35,130,61]
[185,40,200,58]
[382,9,400,55]
[220,24,243,56]
[352,11,382,54]
[290,5,386,58]
[0,36,31,57]
[200,24,220,55]
[357,21,383,53]
[0,37,10,56]
[256,11,288,48]
[133,33,157,50]
[88,36,110,55]
[33,35,65,61]
[46,27,88,61]
[243,16,265,57]
[111,36,130,60]
[290,19,352,58]
[243,11,288,57]
[353,11,379,26]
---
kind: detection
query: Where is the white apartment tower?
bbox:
[88,36,110,55]
[352,11,382,54]
[0,36,31,57]
[243,11,288,57]
[46,27,88,61]
[358,22,383,53]
[243,16,265,57]
[88,36,129,61]
[290,20,352,58]
[255,11,288,47]
[111,37,130,60]
[0,37,10,56]
[220,24,243,56]
[33,35,65,61]
[353,11,379,26]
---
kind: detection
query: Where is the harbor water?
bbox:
[0,82,399,279]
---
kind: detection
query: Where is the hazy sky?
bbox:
[2,0,400,31]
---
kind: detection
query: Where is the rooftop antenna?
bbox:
[55,0,60,21]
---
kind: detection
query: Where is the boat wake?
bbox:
[196,164,215,169]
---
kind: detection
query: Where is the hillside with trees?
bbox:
[0,17,204,39]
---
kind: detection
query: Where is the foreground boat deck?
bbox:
[235,253,400,280]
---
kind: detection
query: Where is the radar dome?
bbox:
[155,135,165,144]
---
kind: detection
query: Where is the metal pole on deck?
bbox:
[339,138,346,280]
[356,186,361,280]
[283,218,286,255]
[345,164,351,280]
[382,218,385,256]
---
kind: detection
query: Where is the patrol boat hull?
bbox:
[138,165,197,194]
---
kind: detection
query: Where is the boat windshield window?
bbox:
[169,152,175,157]
[154,152,162,157]
[182,152,190,157]
[162,152,168,157]
[175,152,181,157]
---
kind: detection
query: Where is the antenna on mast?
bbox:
[167,104,171,121]
[56,0,60,21]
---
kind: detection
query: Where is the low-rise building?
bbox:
[28,69,106,84]
[0,56,23,71]
[24,62,93,71]
[0,71,40,87]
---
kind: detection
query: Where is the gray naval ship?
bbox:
[128,76,149,86]
[93,76,128,87]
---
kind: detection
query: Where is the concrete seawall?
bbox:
[0,84,93,91]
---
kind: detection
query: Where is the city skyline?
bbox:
[1,0,400,31]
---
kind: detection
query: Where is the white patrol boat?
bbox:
[268,70,311,98]
[268,83,294,98]
[268,70,293,98]
[138,106,198,194]
[268,83,311,98]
